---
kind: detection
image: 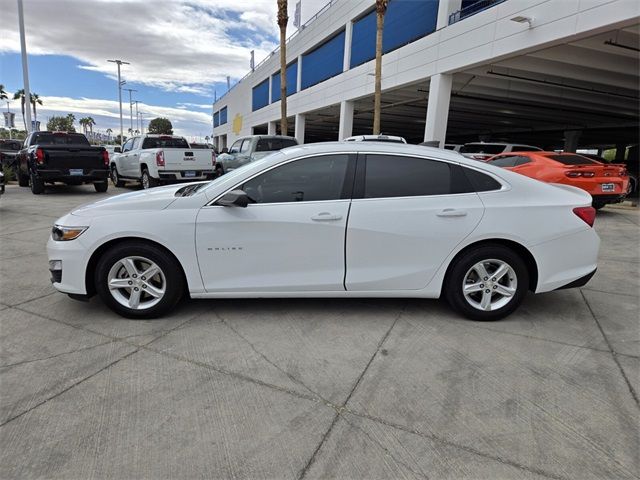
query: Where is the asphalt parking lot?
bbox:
[0,183,638,480]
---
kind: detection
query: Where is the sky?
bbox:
[0,0,326,141]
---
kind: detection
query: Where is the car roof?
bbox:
[236,135,297,141]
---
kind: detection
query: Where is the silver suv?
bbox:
[460,142,541,161]
[216,135,298,175]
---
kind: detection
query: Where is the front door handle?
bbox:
[311,212,342,221]
[437,208,467,217]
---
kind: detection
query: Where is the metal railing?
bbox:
[448,0,506,25]
[215,0,340,104]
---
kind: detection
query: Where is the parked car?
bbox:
[216,135,298,176]
[344,134,407,144]
[444,144,463,152]
[486,152,629,209]
[17,132,109,194]
[460,142,542,161]
[579,153,637,194]
[110,134,216,189]
[48,143,599,321]
[0,139,23,171]
[101,145,122,157]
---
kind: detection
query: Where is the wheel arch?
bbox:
[85,236,189,297]
[443,238,539,294]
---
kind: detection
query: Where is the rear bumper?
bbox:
[591,194,626,204]
[554,268,597,290]
[158,170,215,181]
[35,169,109,182]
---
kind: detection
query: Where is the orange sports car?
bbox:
[486,152,629,210]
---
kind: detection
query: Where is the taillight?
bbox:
[573,206,596,227]
[102,150,109,166]
[156,151,165,167]
[620,168,628,177]
[566,171,581,178]
[35,148,45,164]
[566,171,594,178]
[211,151,217,166]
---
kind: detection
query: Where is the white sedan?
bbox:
[47,142,600,321]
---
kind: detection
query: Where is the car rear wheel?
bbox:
[445,245,529,321]
[95,241,184,319]
[29,173,44,194]
[94,180,108,192]
[111,166,125,187]
[18,172,29,187]
[141,169,158,189]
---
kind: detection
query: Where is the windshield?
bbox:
[142,137,190,149]
[32,133,90,145]
[460,144,506,154]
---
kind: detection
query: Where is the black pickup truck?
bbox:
[17,132,109,194]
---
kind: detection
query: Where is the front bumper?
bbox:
[47,235,91,295]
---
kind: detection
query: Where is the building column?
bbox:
[424,73,453,148]
[268,121,277,135]
[437,0,463,29]
[295,114,306,144]
[296,55,303,92]
[338,100,354,140]
[564,130,581,153]
[343,20,353,71]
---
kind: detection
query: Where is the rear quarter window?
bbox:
[462,167,502,192]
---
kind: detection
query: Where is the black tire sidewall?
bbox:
[445,245,529,321]
[94,180,108,192]
[95,242,185,319]
[30,173,44,194]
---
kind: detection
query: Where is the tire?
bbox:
[94,180,108,192]
[444,244,529,321]
[18,172,29,187]
[593,201,606,210]
[141,169,158,189]
[95,241,185,319]
[29,173,45,194]
[215,164,224,178]
[111,166,125,187]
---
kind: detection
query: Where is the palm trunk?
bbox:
[373,11,384,135]
[279,24,288,136]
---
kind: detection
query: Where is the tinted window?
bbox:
[141,137,189,149]
[243,155,350,204]
[488,156,517,167]
[514,156,532,166]
[31,133,90,146]
[462,168,502,192]
[460,144,506,154]
[228,140,242,154]
[122,138,134,152]
[255,138,298,152]
[511,145,541,152]
[364,155,474,198]
[240,140,251,154]
[547,154,598,165]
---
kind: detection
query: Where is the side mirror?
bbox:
[114,147,122,153]
[217,189,252,208]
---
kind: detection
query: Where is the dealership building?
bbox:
[211,0,639,155]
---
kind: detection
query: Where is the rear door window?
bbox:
[256,138,298,152]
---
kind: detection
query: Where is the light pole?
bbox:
[123,88,137,136]
[134,100,140,132]
[107,59,129,146]
[17,0,32,133]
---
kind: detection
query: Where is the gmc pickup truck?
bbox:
[110,134,216,189]
[17,132,109,194]
[215,135,298,176]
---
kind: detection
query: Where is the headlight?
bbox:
[51,225,88,241]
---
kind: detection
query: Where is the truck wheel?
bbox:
[94,180,109,193]
[18,172,29,187]
[111,166,125,187]
[141,169,158,189]
[29,173,45,194]
[215,164,224,177]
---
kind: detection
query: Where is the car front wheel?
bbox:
[95,241,185,319]
[445,245,529,321]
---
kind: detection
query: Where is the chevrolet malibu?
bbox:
[47,143,600,321]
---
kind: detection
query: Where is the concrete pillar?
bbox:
[343,20,353,71]
[615,143,626,162]
[437,0,463,29]
[424,73,453,148]
[295,114,306,144]
[268,121,277,135]
[297,55,303,92]
[268,77,273,104]
[338,100,354,140]
[564,130,581,153]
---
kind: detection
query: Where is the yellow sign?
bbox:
[232,113,243,135]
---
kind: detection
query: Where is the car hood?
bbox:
[71,184,188,217]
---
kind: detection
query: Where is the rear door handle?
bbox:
[437,208,467,217]
[311,212,342,221]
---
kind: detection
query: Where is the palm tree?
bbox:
[79,117,89,136]
[204,135,210,144]
[13,89,27,131]
[106,128,113,140]
[277,0,288,136]
[86,117,96,138]
[30,93,43,124]
[0,84,7,101]
[373,0,389,135]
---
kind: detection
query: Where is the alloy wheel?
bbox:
[462,259,517,311]
[107,256,166,310]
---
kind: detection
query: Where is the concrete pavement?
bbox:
[0,183,638,479]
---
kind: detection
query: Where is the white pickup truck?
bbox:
[110,134,216,189]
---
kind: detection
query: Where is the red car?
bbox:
[486,152,629,209]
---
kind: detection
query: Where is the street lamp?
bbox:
[17,0,32,133]
[123,88,137,136]
[107,59,129,146]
